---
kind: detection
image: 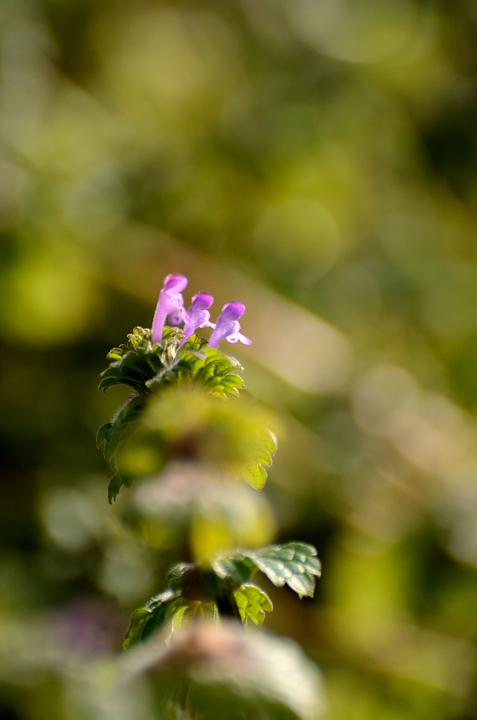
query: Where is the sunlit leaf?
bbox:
[241,462,267,490]
[249,543,321,598]
[212,555,256,585]
[234,584,273,625]
[216,543,321,599]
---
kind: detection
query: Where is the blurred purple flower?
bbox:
[180,292,214,346]
[53,597,121,658]
[208,302,252,348]
[152,274,188,343]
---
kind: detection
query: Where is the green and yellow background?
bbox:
[1,0,477,717]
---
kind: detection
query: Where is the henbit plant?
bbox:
[97,274,324,720]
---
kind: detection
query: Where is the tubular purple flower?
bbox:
[151,274,188,343]
[208,302,252,348]
[180,293,214,346]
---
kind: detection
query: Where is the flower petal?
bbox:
[181,292,214,345]
[208,302,249,348]
[151,274,188,343]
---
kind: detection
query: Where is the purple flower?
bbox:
[151,274,188,343]
[180,293,214,346]
[208,302,252,348]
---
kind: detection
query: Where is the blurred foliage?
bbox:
[96,331,275,500]
[2,0,477,717]
[124,541,320,649]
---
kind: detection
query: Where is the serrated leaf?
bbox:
[99,393,149,498]
[96,422,111,450]
[263,429,278,456]
[100,334,244,398]
[252,447,272,466]
[99,375,125,392]
[222,373,243,388]
[234,584,273,625]
[173,600,219,630]
[241,462,267,490]
[98,333,247,502]
[238,426,277,490]
[248,543,321,598]
[212,555,256,585]
[106,344,128,361]
[217,543,321,600]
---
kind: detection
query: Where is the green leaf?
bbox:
[98,393,149,501]
[172,600,219,629]
[128,622,325,720]
[98,333,247,503]
[212,555,256,585]
[234,584,273,625]
[180,347,244,398]
[100,331,244,398]
[263,429,278,456]
[249,543,321,598]
[96,422,111,450]
[239,427,277,490]
[122,607,151,650]
[165,562,195,591]
[216,543,321,599]
[124,589,185,650]
[107,474,122,504]
[241,462,267,490]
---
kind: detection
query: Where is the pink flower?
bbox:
[151,274,188,343]
[208,302,251,348]
[180,293,214,346]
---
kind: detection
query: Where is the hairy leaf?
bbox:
[248,543,321,598]
[96,393,148,502]
[99,328,244,398]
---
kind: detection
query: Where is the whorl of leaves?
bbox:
[124,542,320,649]
[97,327,245,501]
[99,327,244,398]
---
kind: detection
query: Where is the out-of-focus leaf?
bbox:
[212,554,256,585]
[172,600,219,630]
[124,589,185,650]
[97,393,149,502]
[239,427,277,490]
[121,621,324,720]
[249,543,321,598]
[97,394,148,466]
[180,347,244,398]
[216,543,321,599]
[107,474,122,504]
[123,607,152,650]
[241,461,267,490]
[234,583,273,625]
[98,335,247,500]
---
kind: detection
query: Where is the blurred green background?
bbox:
[2,0,477,718]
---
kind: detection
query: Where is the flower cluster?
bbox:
[151,274,252,348]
